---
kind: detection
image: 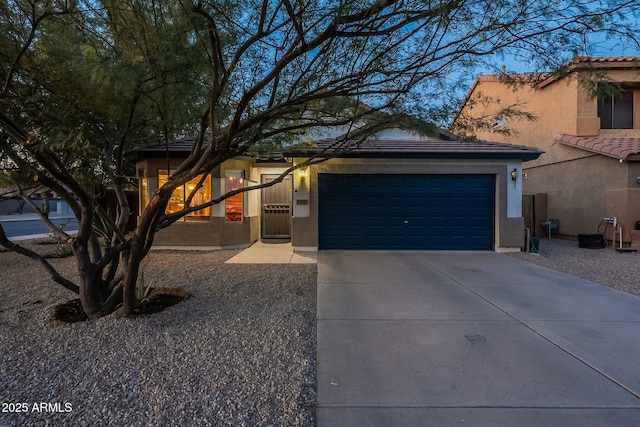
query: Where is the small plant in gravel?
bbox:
[38,223,74,258]
[44,243,73,259]
[135,270,156,304]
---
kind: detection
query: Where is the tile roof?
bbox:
[571,56,640,65]
[555,134,640,161]
[458,56,640,108]
[130,137,202,153]
[287,136,543,161]
[128,133,543,161]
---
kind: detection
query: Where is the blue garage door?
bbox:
[318,174,495,250]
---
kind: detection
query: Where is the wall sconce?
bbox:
[511,168,518,188]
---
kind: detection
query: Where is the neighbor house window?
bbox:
[158,170,211,221]
[598,90,634,129]
[225,170,244,222]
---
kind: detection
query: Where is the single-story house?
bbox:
[127,127,542,252]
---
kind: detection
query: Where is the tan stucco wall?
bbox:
[291,158,523,251]
[523,148,631,238]
[605,189,640,243]
[153,216,259,247]
[464,77,579,153]
[456,68,640,241]
[460,70,640,167]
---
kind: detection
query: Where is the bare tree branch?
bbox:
[0,224,79,294]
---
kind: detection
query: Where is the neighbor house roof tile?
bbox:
[555,134,640,160]
[571,56,640,65]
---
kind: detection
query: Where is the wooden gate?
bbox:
[522,194,535,234]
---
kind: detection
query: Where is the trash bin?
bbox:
[578,233,604,249]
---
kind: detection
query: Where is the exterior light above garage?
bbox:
[511,168,519,189]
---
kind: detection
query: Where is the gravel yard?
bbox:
[506,237,640,297]
[2,237,640,426]
[0,248,316,427]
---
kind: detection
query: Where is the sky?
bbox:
[499,28,640,74]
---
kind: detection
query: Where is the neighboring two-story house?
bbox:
[453,56,640,246]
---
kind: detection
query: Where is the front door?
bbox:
[261,174,292,239]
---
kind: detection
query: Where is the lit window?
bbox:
[225,170,244,222]
[598,90,633,129]
[158,170,211,221]
[140,177,148,213]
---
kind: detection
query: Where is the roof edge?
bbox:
[555,133,640,161]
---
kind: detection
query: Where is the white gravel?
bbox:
[506,237,640,296]
[0,249,316,427]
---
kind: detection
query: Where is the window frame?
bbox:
[224,170,245,222]
[157,169,212,222]
[598,89,634,130]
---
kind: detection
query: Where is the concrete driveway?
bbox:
[317,251,640,427]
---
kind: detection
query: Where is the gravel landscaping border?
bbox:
[506,237,640,297]
[0,249,317,427]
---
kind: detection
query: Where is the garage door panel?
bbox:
[318,174,495,250]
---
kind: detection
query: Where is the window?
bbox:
[225,170,244,222]
[140,178,148,213]
[158,170,211,221]
[138,169,148,215]
[598,90,634,129]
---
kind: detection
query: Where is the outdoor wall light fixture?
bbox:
[511,168,518,188]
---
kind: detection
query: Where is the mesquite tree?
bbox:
[1,0,638,319]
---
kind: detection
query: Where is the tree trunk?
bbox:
[75,242,105,320]
[79,272,103,320]
[76,246,143,319]
[118,239,143,317]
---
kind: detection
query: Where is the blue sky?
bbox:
[499,27,640,74]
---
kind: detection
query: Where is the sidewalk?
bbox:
[225,241,317,264]
[0,212,76,222]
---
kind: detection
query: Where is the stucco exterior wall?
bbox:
[456,66,640,241]
[465,77,579,153]
[524,148,630,238]
[461,69,640,166]
[605,189,640,243]
[152,216,259,248]
[291,158,524,251]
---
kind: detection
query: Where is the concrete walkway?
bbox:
[225,241,317,264]
[317,250,640,426]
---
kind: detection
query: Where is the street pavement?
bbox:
[0,213,78,239]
